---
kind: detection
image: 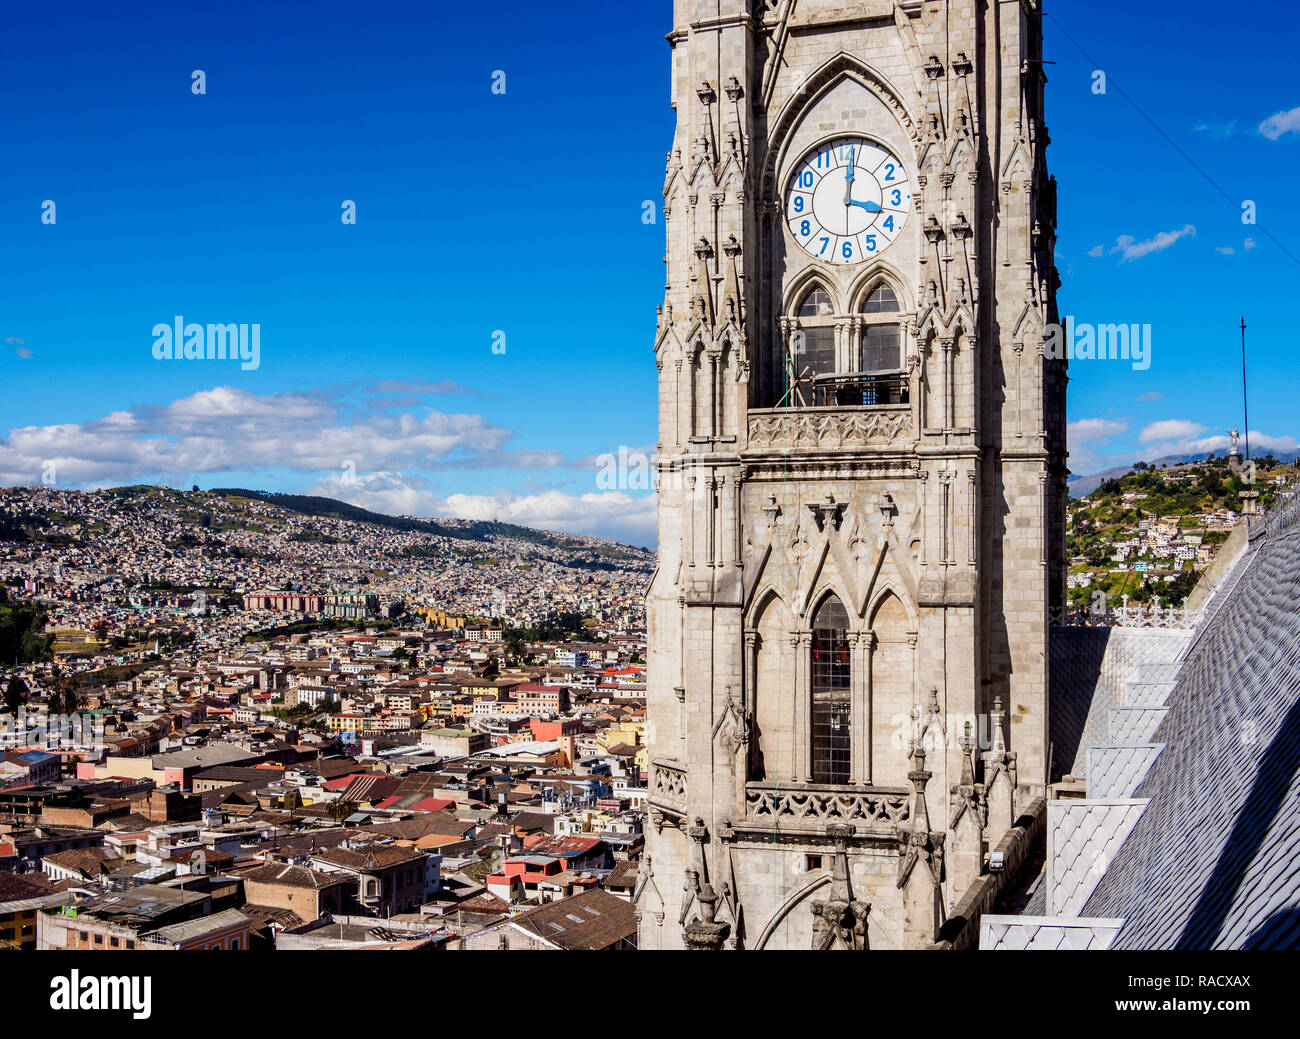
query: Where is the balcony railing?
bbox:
[806,371,909,408]
[743,781,910,834]
[747,403,912,453]
[648,757,687,816]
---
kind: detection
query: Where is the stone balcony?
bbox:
[648,757,688,817]
[742,781,910,836]
[745,404,913,455]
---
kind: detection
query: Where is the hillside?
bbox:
[1069,449,1300,497]
[1065,456,1292,608]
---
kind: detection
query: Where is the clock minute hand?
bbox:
[848,198,882,213]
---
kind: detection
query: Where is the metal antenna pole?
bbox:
[1240,316,1251,461]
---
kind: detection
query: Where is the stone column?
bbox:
[939,336,955,429]
[848,631,874,784]
[791,631,812,781]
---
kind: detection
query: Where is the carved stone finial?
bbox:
[811,823,871,950]
[683,882,730,950]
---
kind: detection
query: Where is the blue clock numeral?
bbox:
[883,162,896,182]
[792,196,804,214]
[800,171,814,188]
[864,234,877,252]
[800,220,811,236]
[841,241,853,260]
[818,237,830,255]
[882,215,894,231]
[890,188,901,206]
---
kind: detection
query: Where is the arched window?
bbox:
[857,282,906,405]
[810,594,851,784]
[789,287,836,407]
[798,287,835,317]
[862,284,900,313]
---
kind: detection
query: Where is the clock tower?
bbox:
[638,0,1065,950]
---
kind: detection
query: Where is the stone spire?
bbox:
[898,739,946,947]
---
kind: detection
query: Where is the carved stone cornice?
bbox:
[747,408,913,452]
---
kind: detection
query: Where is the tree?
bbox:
[3,676,28,715]
[328,798,359,824]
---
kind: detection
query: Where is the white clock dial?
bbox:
[784,138,913,265]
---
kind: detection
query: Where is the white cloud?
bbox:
[1086,244,1103,258]
[1184,431,1300,456]
[1110,225,1195,263]
[1068,418,1128,442]
[1245,237,1257,250]
[1138,419,1207,443]
[1129,421,1298,462]
[309,470,657,544]
[364,379,485,397]
[1259,105,1300,141]
[1216,245,1235,255]
[1067,418,1129,475]
[1193,120,1237,139]
[0,385,554,485]
[1135,392,1164,402]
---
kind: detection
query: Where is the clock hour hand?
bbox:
[848,198,882,213]
[843,150,855,205]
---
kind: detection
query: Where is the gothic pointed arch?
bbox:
[848,264,911,313]
[867,583,918,634]
[750,586,793,783]
[761,51,920,199]
[784,271,839,318]
[866,586,914,788]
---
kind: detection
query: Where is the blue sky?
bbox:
[2,0,1298,543]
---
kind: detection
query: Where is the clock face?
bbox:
[785,138,913,265]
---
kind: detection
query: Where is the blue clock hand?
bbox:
[849,198,882,213]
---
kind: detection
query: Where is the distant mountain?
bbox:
[204,487,638,553]
[1068,450,1300,498]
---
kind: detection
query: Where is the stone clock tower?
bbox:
[638,0,1066,950]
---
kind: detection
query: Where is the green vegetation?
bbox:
[243,617,396,643]
[0,604,54,664]
[1067,458,1293,609]
[61,660,156,691]
[501,612,589,644]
